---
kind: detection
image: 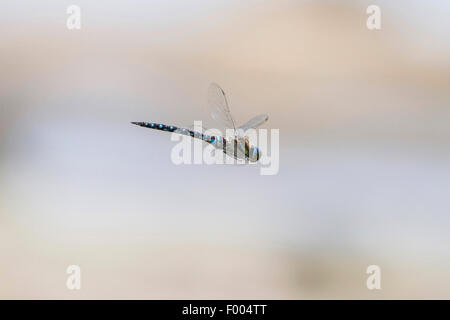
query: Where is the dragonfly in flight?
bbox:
[131,83,268,162]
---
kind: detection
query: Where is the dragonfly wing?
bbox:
[207,83,236,133]
[238,114,269,132]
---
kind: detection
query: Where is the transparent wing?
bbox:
[238,114,269,132]
[207,83,236,133]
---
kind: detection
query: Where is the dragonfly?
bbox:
[131,83,269,162]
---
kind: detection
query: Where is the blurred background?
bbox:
[1,0,450,299]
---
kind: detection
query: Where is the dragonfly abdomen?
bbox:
[131,122,230,157]
[132,122,221,143]
[131,122,178,132]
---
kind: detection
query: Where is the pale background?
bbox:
[0,0,449,299]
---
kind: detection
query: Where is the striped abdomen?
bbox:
[131,122,225,148]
